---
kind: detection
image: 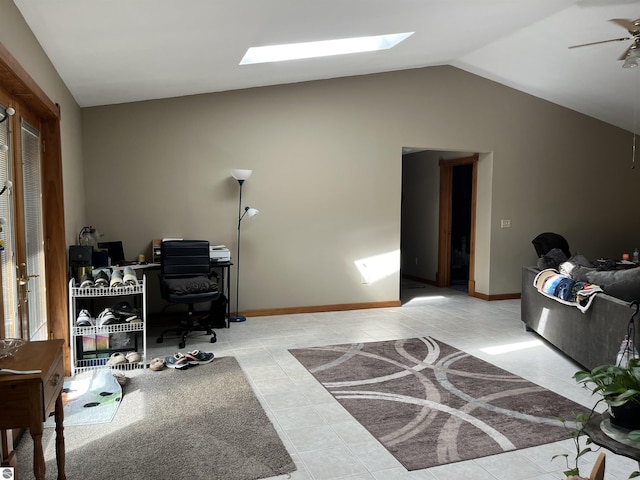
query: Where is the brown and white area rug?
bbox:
[289,337,587,471]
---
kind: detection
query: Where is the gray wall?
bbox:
[82,66,636,312]
[2,0,636,314]
[0,0,85,248]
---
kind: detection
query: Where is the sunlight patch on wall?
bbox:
[481,339,543,355]
[355,249,400,285]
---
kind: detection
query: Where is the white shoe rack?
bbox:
[68,275,147,376]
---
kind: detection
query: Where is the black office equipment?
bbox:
[98,241,137,266]
[157,240,219,348]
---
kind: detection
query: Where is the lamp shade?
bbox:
[246,207,259,218]
[231,169,253,181]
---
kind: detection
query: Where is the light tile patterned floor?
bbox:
[145,285,639,480]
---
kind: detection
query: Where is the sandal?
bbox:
[149,357,165,371]
[185,349,214,365]
[106,352,127,366]
[164,352,191,370]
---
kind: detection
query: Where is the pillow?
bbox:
[163,276,217,295]
[585,267,640,289]
[537,248,568,270]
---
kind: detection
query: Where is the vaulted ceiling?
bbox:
[13,0,640,132]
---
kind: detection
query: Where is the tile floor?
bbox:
[145,285,639,480]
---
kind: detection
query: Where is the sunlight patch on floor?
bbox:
[481,339,543,355]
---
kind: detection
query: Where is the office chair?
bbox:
[157,240,219,349]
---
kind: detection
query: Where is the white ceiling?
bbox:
[12,0,640,132]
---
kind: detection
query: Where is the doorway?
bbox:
[400,150,477,302]
[437,154,477,293]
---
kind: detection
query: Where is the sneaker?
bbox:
[79,272,94,289]
[164,352,191,370]
[76,309,94,326]
[96,308,119,326]
[184,349,214,365]
[94,270,109,287]
[123,266,138,286]
[110,269,124,288]
[111,301,140,322]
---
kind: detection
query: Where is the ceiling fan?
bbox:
[569,18,640,68]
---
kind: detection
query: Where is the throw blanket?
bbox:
[533,268,602,313]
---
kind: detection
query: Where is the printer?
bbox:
[210,245,231,262]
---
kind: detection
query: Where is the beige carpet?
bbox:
[290,336,588,470]
[16,356,296,480]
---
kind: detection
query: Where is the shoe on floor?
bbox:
[149,357,165,371]
[185,349,214,365]
[110,269,124,288]
[112,371,128,386]
[76,309,94,326]
[97,308,119,326]
[164,352,191,370]
[106,352,127,366]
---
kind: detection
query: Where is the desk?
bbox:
[86,258,232,328]
[584,412,640,464]
[0,339,66,479]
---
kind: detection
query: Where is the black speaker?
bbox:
[69,245,93,266]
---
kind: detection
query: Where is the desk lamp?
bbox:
[230,169,259,322]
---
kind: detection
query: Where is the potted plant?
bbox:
[573,357,640,431]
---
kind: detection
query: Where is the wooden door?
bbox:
[437,154,478,294]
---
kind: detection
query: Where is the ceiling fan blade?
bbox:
[610,18,640,34]
[568,36,631,49]
[619,44,633,61]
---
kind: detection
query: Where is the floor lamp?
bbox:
[230,169,259,322]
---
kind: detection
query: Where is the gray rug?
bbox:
[16,356,296,480]
[290,336,587,470]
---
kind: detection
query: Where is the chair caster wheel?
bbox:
[179,342,185,349]
[210,336,216,344]
[156,337,164,344]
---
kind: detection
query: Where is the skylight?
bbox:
[240,32,414,65]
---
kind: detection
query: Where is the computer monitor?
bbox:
[98,241,126,265]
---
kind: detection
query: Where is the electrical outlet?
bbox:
[501,219,511,228]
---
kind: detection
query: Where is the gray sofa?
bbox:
[521,266,635,370]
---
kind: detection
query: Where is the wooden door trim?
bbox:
[0,43,67,361]
[437,154,478,294]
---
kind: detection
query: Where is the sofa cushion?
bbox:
[580,267,640,301]
[162,276,217,295]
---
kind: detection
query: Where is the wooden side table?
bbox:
[0,339,66,480]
